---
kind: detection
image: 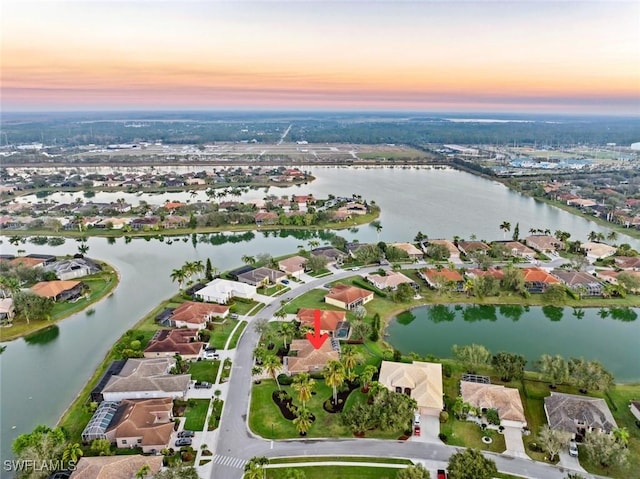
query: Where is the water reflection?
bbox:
[427,304,455,323]
[23,325,60,346]
[396,310,416,325]
[542,305,564,322]
[498,304,525,322]
[609,307,637,322]
[462,305,497,322]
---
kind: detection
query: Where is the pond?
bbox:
[386,304,640,382]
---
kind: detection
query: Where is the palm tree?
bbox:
[359,364,377,393]
[613,427,630,446]
[263,354,282,390]
[135,464,151,479]
[62,442,83,467]
[292,372,315,407]
[278,321,295,349]
[588,231,598,242]
[370,220,382,241]
[340,345,360,381]
[244,457,268,479]
[170,268,187,290]
[293,406,314,436]
[324,360,346,405]
[606,231,618,243]
[77,242,89,255]
[273,309,287,321]
[0,276,20,298]
[191,260,205,280]
[242,255,256,266]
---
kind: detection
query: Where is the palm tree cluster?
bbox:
[170,260,206,290]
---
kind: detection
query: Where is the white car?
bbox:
[569,441,578,457]
[351,267,360,271]
[413,412,421,425]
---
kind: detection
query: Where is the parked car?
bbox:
[177,430,195,438]
[413,425,421,436]
[175,438,192,447]
[281,279,290,285]
[230,313,239,319]
[413,412,421,425]
[437,470,447,479]
[569,441,579,457]
[194,381,212,389]
[351,267,360,271]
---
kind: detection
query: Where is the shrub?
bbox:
[486,408,500,426]
[443,363,452,378]
[438,433,448,443]
[277,373,293,385]
[439,411,449,423]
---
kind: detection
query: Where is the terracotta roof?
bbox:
[614,256,640,269]
[10,257,45,268]
[521,267,560,284]
[421,268,464,282]
[391,242,423,256]
[254,211,278,221]
[297,308,346,332]
[551,270,602,287]
[502,241,537,257]
[163,201,185,209]
[285,338,339,374]
[278,255,307,273]
[71,455,163,479]
[171,301,229,324]
[525,235,564,252]
[379,361,443,411]
[325,284,373,306]
[31,280,81,298]
[461,382,526,424]
[144,329,204,356]
[107,398,174,446]
[366,271,415,289]
[427,239,460,256]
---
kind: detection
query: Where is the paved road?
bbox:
[209,265,605,479]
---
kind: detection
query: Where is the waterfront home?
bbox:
[460,381,527,428]
[425,239,460,261]
[161,215,188,229]
[365,271,417,291]
[499,241,537,260]
[391,242,424,260]
[31,280,84,302]
[106,398,174,453]
[524,235,564,254]
[237,266,286,287]
[170,301,229,329]
[95,217,131,229]
[100,357,190,402]
[457,241,490,256]
[254,211,278,225]
[418,268,464,291]
[378,361,443,417]
[297,308,346,336]
[0,298,15,324]
[71,455,163,479]
[194,278,257,304]
[10,256,47,268]
[44,257,102,280]
[551,270,604,296]
[311,246,345,266]
[465,267,505,280]
[324,284,374,310]
[283,338,340,375]
[582,242,617,262]
[143,329,205,360]
[521,267,561,293]
[544,392,617,440]
[614,256,640,270]
[278,255,307,277]
[130,216,160,230]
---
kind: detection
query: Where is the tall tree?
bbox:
[568,358,614,393]
[324,360,346,405]
[292,372,315,408]
[170,268,187,290]
[537,425,571,461]
[293,406,314,436]
[583,431,629,468]
[340,345,361,381]
[452,344,491,374]
[13,292,54,324]
[491,352,526,382]
[447,448,497,479]
[241,255,256,266]
[359,364,377,392]
[499,221,511,240]
[263,354,282,390]
[536,354,569,388]
[370,220,383,241]
[512,222,520,241]
[278,321,295,349]
[397,463,431,479]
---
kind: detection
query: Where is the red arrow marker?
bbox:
[306,309,329,349]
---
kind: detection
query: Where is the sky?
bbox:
[2,0,639,115]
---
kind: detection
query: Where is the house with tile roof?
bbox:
[418,268,464,291]
[31,280,84,301]
[324,284,374,310]
[582,242,617,261]
[551,270,603,296]
[170,301,229,329]
[283,338,340,375]
[465,267,505,280]
[500,241,537,260]
[615,256,640,270]
[521,267,561,293]
[71,455,163,479]
[297,308,346,336]
[143,329,205,360]
[457,241,490,256]
[254,211,278,225]
[101,357,190,402]
[365,271,417,291]
[525,235,564,254]
[378,361,443,416]
[278,255,307,277]
[311,246,345,266]
[44,257,102,280]
[391,243,423,260]
[426,239,460,261]
[544,392,617,440]
[460,381,527,428]
[105,398,174,453]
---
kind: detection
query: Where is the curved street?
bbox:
[206,263,605,479]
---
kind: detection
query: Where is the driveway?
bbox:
[411,414,440,444]
[503,426,528,459]
[558,450,586,472]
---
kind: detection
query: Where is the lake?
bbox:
[386,305,640,382]
[1,165,639,464]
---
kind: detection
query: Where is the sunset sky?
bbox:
[2,1,639,114]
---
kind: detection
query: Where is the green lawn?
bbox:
[188,360,220,383]
[440,420,506,453]
[228,321,248,349]
[284,289,336,314]
[209,318,239,349]
[267,457,412,465]
[264,465,404,479]
[258,285,290,296]
[229,298,263,315]
[183,399,210,431]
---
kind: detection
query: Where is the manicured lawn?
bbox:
[308,268,331,277]
[188,360,220,383]
[209,318,239,349]
[183,399,211,431]
[220,358,233,382]
[267,457,412,465]
[258,285,290,296]
[284,289,337,314]
[249,380,404,440]
[265,465,404,479]
[208,398,224,431]
[440,419,506,453]
[228,321,248,349]
[230,298,262,315]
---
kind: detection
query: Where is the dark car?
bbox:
[177,430,195,438]
[194,381,212,389]
[175,437,193,447]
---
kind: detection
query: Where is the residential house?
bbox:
[345,242,372,258]
[143,329,205,360]
[100,357,190,402]
[254,211,278,226]
[130,217,160,230]
[95,217,131,230]
[162,215,188,229]
[324,284,374,310]
[465,267,505,280]
[457,241,490,256]
[81,401,121,443]
[70,455,163,479]
[582,242,617,262]
[278,255,307,277]
[283,338,340,375]
[391,243,423,260]
[500,241,537,260]
[0,298,15,324]
[460,381,527,428]
[418,268,464,291]
[615,256,640,270]
[105,398,174,453]
[237,267,286,287]
[10,256,47,268]
[544,392,618,440]
[31,280,84,302]
[91,360,127,402]
[425,239,460,261]
[194,278,257,304]
[365,271,417,291]
[311,246,345,266]
[521,267,561,293]
[171,301,229,329]
[525,235,564,254]
[228,265,256,281]
[44,257,102,280]
[297,308,346,336]
[551,270,603,296]
[378,361,443,416]
[162,201,186,213]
